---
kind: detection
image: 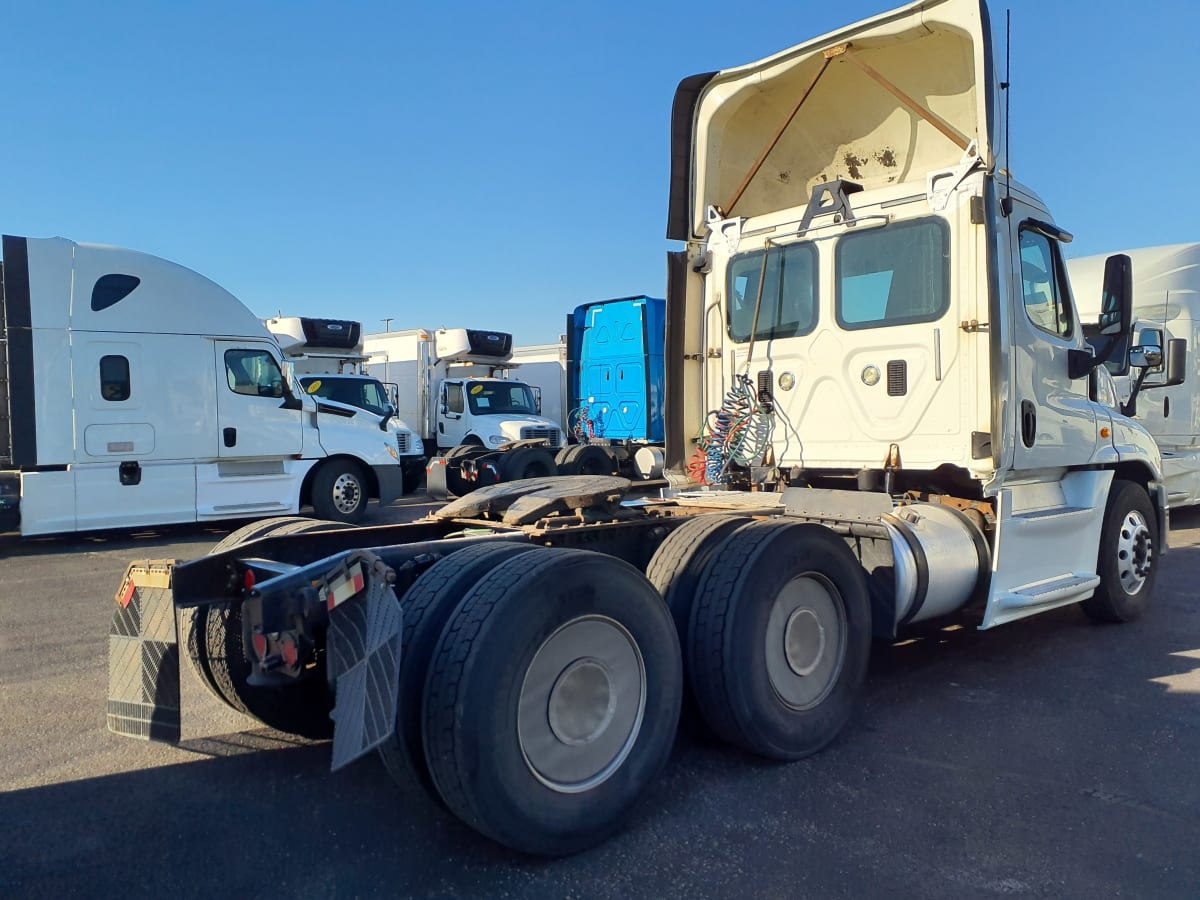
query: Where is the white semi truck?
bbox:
[363,326,567,491]
[106,0,1173,859]
[1069,245,1194,506]
[0,238,419,535]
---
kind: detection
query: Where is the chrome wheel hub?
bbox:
[518,615,645,793]
[331,473,362,515]
[1116,509,1152,595]
[764,574,846,710]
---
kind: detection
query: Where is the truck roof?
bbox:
[9,235,266,337]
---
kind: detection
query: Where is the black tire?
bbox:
[444,443,485,462]
[184,516,319,705]
[401,459,425,495]
[554,446,576,469]
[688,519,872,760]
[1083,479,1159,623]
[570,445,619,476]
[498,447,558,481]
[377,541,538,802]
[311,459,369,523]
[422,548,682,856]
[645,514,754,731]
[444,444,489,497]
[186,517,346,737]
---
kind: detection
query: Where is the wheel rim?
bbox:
[518,615,646,794]
[1116,509,1153,595]
[331,472,362,515]
[764,574,847,710]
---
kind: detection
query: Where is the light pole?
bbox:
[381,317,393,333]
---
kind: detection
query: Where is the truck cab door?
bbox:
[438,380,468,447]
[215,342,303,458]
[1009,220,1099,470]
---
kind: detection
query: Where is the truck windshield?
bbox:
[466,382,538,416]
[301,377,391,416]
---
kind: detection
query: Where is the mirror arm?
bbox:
[1120,368,1149,417]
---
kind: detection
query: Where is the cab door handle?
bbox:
[1020,401,1036,448]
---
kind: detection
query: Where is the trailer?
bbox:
[106,0,1174,858]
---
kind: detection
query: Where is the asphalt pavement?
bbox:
[1,497,1198,898]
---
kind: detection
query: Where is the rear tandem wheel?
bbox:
[182,516,348,738]
[421,547,682,856]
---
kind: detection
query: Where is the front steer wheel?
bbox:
[422,547,682,856]
[1083,479,1159,623]
[311,459,369,523]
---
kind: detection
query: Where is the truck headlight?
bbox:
[487,435,507,446]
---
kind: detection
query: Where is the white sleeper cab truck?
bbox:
[266,315,426,492]
[106,0,1173,860]
[363,327,566,494]
[1069,245,1194,505]
[0,235,411,535]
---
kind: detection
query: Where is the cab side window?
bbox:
[446,383,465,414]
[224,349,285,398]
[99,355,130,402]
[1019,228,1074,338]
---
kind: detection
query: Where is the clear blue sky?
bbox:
[5,1,1197,345]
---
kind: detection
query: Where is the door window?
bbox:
[446,383,465,414]
[1019,228,1074,338]
[224,349,285,398]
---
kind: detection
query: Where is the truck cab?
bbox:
[436,376,559,450]
[665,0,1169,628]
[1069,244,1197,506]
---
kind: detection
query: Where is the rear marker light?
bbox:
[281,637,298,668]
[244,569,256,591]
[251,631,268,659]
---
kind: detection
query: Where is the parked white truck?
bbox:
[266,315,426,493]
[106,0,1174,859]
[0,237,417,535]
[364,326,566,491]
[1069,244,1195,506]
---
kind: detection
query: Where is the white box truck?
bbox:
[1069,244,1194,505]
[266,315,427,493]
[0,236,422,535]
[363,327,566,491]
[106,0,1176,858]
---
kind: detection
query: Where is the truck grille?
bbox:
[396,433,411,454]
[520,427,560,448]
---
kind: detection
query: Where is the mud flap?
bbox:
[107,561,181,742]
[324,553,403,771]
[426,455,452,501]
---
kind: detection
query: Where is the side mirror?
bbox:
[1140,338,1187,389]
[1121,338,1187,416]
[1099,254,1132,337]
[1129,344,1163,370]
[532,386,543,415]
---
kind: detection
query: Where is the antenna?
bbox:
[381,317,393,332]
[1000,9,1013,216]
